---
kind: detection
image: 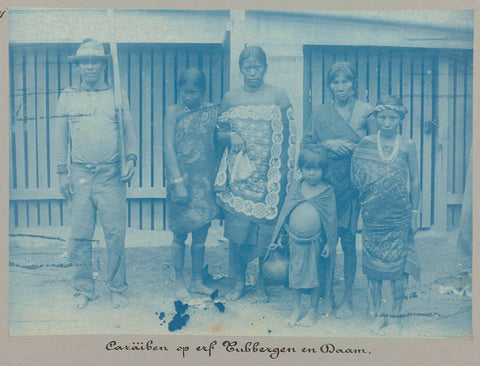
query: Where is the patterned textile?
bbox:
[215,104,296,224]
[307,101,372,236]
[351,139,421,281]
[166,105,219,233]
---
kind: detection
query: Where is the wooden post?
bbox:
[434,57,450,231]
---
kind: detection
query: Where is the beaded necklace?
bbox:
[377,131,400,163]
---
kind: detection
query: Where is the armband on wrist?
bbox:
[412,209,419,213]
[56,164,68,175]
[126,154,137,167]
[173,177,184,184]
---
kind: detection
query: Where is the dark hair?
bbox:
[178,68,206,91]
[376,95,404,107]
[239,46,267,68]
[326,61,357,94]
[298,135,328,171]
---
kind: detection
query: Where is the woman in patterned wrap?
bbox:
[305,61,376,318]
[351,96,420,332]
[215,46,296,301]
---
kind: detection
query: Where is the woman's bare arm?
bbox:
[164,105,183,182]
[406,139,420,210]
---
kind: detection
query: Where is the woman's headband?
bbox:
[368,104,408,118]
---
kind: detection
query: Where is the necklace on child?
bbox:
[377,131,400,163]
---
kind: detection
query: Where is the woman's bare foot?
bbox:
[175,282,190,300]
[372,315,386,331]
[297,308,318,327]
[72,294,90,309]
[335,299,353,319]
[381,316,403,335]
[225,282,246,301]
[189,279,213,296]
[284,308,302,327]
[318,300,334,317]
[111,292,129,309]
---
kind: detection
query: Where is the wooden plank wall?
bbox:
[9,43,226,230]
[304,46,473,229]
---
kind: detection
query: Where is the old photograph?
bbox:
[7,8,473,338]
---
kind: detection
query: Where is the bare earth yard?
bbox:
[9,222,471,338]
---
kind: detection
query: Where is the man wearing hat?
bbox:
[54,39,137,309]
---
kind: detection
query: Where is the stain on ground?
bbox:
[210,289,219,301]
[168,300,190,332]
[214,302,225,313]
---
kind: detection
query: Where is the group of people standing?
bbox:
[55,39,420,332]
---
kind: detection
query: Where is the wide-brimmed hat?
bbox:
[68,39,111,63]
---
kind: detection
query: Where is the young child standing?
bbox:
[164,68,218,297]
[270,137,338,327]
[351,96,421,332]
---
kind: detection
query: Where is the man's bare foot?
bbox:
[335,300,353,319]
[297,308,318,327]
[111,292,129,309]
[189,279,213,296]
[225,282,246,301]
[284,309,302,327]
[72,294,90,309]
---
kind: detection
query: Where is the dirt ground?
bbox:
[9,221,472,337]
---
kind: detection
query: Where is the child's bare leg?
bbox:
[285,289,302,327]
[189,225,213,295]
[368,277,385,330]
[319,256,335,316]
[298,287,320,327]
[171,234,189,299]
[226,241,247,300]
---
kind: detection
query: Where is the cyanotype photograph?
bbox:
[7,8,473,339]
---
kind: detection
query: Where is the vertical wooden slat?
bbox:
[303,47,312,129]
[211,49,223,105]
[26,47,40,227]
[367,48,379,107]
[141,48,153,230]
[36,48,50,226]
[129,48,141,229]
[434,57,450,230]
[153,48,165,230]
[401,52,412,139]
[446,58,455,200]
[310,48,323,107]
[379,51,390,96]
[390,49,402,97]
[323,51,336,104]
[14,48,28,227]
[201,52,212,103]
[411,55,423,228]
[421,54,434,228]
[59,48,72,226]
[464,59,473,182]
[357,49,368,103]
[454,60,466,195]
[187,50,199,68]
[48,46,62,226]
[164,50,176,231]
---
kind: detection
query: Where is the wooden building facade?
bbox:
[8,9,473,231]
